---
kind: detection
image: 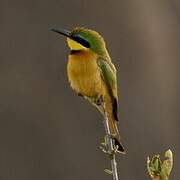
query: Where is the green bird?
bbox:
[51,27,125,153]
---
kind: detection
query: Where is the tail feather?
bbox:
[114,137,126,153]
[109,118,126,154]
[105,96,126,154]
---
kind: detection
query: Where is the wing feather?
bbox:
[97,58,119,121]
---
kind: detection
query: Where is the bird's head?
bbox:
[51,27,109,57]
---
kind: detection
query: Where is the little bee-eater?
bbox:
[51,27,125,153]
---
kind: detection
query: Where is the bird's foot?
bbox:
[95,95,104,106]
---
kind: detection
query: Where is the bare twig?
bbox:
[101,100,119,180]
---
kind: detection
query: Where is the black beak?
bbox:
[51,28,71,37]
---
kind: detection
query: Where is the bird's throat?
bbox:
[67,38,87,50]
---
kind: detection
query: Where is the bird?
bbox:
[51,27,125,154]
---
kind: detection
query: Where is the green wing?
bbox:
[97,58,119,121]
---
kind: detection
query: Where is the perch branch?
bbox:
[101,100,119,180]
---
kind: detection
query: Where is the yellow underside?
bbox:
[67,50,105,97]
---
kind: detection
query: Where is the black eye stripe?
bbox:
[71,35,90,48]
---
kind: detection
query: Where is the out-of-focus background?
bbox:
[0,0,179,179]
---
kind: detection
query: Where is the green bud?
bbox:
[147,149,173,180]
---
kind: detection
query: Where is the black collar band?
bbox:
[70,50,81,54]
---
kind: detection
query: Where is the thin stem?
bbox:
[103,103,119,180]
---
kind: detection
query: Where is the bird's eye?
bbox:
[72,35,90,48]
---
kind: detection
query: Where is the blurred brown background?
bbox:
[0,0,180,179]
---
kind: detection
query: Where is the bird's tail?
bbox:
[108,118,126,154]
[104,96,126,154]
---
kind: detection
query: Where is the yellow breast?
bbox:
[67,50,105,97]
